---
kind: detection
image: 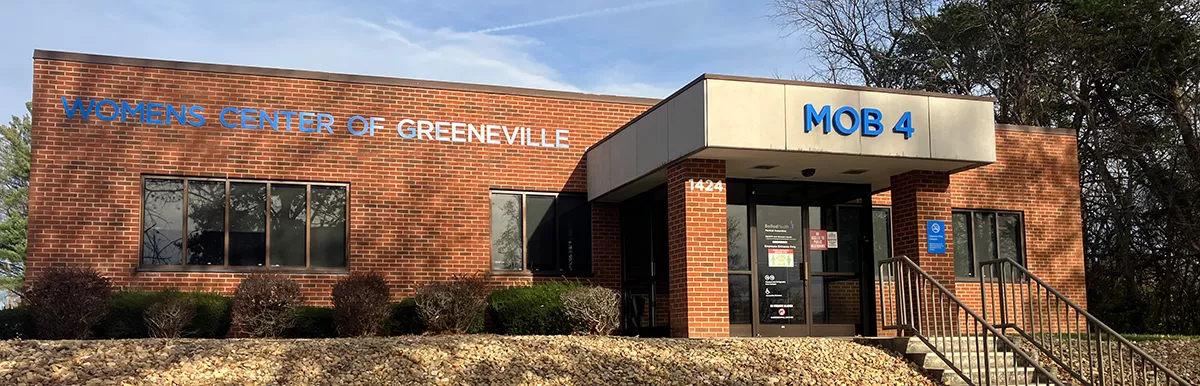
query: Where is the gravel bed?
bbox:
[0,335,937,385]
[1136,339,1200,383]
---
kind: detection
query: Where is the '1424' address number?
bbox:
[687,179,725,192]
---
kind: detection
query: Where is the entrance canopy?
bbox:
[586,75,997,201]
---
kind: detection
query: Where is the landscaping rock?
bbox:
[0,335,936,385]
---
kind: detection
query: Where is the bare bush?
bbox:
[144,295,197,338]
[231,274,304,338]
[562,286,620,335]
[413,274,488,334]
[332,272,391,337]
[25,266,113,339]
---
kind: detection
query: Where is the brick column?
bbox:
[666,159,729,338]
[590,202,622,292]
[890,170,955,286]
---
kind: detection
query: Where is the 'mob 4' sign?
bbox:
[803,104,914,139]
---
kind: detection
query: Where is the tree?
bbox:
[0,103,30,290]
[772,0,1200,334]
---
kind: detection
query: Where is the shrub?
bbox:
[414,274,488,334]
[283,306,336,338]
[332,272,391,337]
[144,294,196,338]
[25,266,112,339]
[0,307,34,339]
[100,291,231,339]
[488,282,582,335]
[99,291,158,338]
[231,274,304,338]
[387,298,425,335]
[186,292,233,338]
[562,286,621,335]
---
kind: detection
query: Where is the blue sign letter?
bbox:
[860,108,883,137]
[804,104,830,133]
[833,106,859,135]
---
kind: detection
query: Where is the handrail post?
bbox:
[998,261,1009,330]
[1095,330,1105,385]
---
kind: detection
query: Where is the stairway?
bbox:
[877,336,1056,386]
[878,255,1193,386]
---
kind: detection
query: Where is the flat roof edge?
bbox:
[994,124,1076,136]
[700,74,996,103]
[33,49,661,106]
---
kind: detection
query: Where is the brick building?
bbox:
[26,50,1084,338]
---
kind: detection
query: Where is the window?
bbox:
[489,191,591,274]
[952,210,1025,278]
[141,176,348,270]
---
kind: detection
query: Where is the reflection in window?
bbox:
[489,192,591,273]
[526,196,556,271]
[187,181,226,265]
[727,204,749,271]
[311,186,347,268]
[555,195,591,272]
[229,183,266,266]
[140,177,348,270]
[953,212,974,277]
[270,184,307,267]
[490,193,523,271]
[729,274,752,324]
[954,210,1025,278]
[872,208,892,263]
[143,179,184,265]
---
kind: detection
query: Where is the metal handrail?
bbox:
[879,255,1063,386]
[978,258,1192,386]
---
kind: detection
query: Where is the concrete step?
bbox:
[936,367,1055,386]
[910,351,1024,370]
[891,336,1014,355]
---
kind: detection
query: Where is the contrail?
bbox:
[473,0,695,34]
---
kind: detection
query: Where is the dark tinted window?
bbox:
[556,195,591,272]
[142,177,347,270]
[526,196,556,271]
[727,204,750,271]
[142,179,184,265]
[270,184,307,267]
[953,212,974,277]
[954,210,1025,279]
[310,186,347,268]
[186,181,226,265]
[229,182,266,266]
[490,192,591,274]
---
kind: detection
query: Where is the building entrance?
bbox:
[728,181,875,337]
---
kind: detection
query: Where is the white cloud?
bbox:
[0,0,686,121]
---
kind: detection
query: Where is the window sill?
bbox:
[137,265,350,275]
[489,270,594,278]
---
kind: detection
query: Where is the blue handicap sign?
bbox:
[926,220,946,254]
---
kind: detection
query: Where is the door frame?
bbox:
[727,180,877,337]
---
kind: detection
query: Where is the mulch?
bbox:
[0,335,938,385]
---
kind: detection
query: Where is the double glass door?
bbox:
[728,182,870,337]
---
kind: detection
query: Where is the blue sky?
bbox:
[0,0,815,120]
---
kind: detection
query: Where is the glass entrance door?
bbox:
[755,203,808,337]
[727,181,873,337]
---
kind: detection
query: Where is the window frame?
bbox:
[952,208,1026,281]
[488,189,592,277]
[138,175,351,274]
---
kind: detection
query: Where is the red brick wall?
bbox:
[28,58,651,305]
[666,159,729,338]
[871,128,1085,334]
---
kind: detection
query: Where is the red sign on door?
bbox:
[809,230,828,251]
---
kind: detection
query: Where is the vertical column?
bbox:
[890,170,955,285]
[667,158,729,338]
[590,202,622,292]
